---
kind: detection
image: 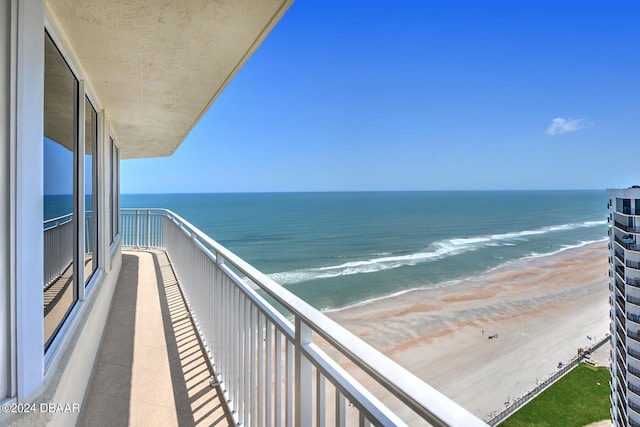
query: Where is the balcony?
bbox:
[626,276,640,291]
[630,331,640,346]
[615,221,640,234]
[630,295,640,309]
[619,384,629,409]
[616,235,640,252]
[80,250,231,426]
[631,402,640,427]
[619,316,628,337]
[618,265,627,280]
[618,296,627,313]
[617,250,627,264]
[629,260,640,271]
[619,359,629,382]
[629,314,640,329]
[629,347,640,366]
[617,280,627,298]
[630,381,640,400]
[80,209,486,426]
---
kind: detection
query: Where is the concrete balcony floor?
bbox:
[79,250,233,426]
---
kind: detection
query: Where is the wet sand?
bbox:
[328,241,611,420]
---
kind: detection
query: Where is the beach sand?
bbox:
[327,241,611,421]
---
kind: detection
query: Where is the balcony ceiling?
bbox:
[45,0,293,159]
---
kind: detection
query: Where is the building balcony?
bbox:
[630,404,640,427]
[630,364,640,382]
[619,352,629,375]
[615,221,640,234]
[630,295,640,309]
[629,315,640,329]
[79,250,232,426]
[617,250,627,264]
[616,235,640,252]
[617,386,628,411]
[629,381,640,401]
[630,331,640,346]
[78,209,487,426]
[629,260,640,271]
[617,280,627,299]
[629,347,640,366]
[618,265,627,280]
[618,296,628,313]
[619,330,629,350]
[619,317,628,337]
[632,399,640,416]
[618,359,629,381]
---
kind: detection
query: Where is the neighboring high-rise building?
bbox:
[609,186,640,426]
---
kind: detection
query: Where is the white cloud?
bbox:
[546,117,590,135]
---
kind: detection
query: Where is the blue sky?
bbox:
[121,0,640,193]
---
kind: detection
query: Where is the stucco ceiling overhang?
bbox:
[45,0,294,159]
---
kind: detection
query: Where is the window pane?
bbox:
[109,138,114,245]
[84,97,98,284]
[113,144,120,240]
[43,32,77,349]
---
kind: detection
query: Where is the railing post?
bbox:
[146,209,151,248]
[135,209,139,247]
[295,318,313,426]
[215,253,224,364]
[56,219,61,277]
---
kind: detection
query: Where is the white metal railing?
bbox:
[43,213,74,287]
[120,208,487,427]
[43,211,97,288]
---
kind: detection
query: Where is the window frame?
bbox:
[42,16,105,362]
[43,29,80,352]
[84,95,99,286]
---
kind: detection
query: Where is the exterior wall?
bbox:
[0,1,124,424]
[1,0,10,402]
[609,187,640,427]
[14,0,45,400]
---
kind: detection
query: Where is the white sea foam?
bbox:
[322,238,608,313]
[268,220,606,285]
[321,278,463,313]
[522,238,608,260]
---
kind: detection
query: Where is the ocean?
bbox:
[121,191,608,311]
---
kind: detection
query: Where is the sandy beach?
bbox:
[327,241,611,421]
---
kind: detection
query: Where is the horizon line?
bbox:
[120,188,608,196]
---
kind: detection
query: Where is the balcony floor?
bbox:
[79,249,233,427]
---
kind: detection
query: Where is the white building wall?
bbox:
[1,0,11,401]
[13,0,45,400]
[1,2,126,423]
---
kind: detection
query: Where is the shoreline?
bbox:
[327,240,610,420]
[321,238,607,314]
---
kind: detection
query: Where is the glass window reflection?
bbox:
[43,32,78,349]
[85,97,98,284]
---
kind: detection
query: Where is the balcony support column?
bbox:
[295,318,313,426]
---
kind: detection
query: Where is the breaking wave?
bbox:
[268,220,606,285]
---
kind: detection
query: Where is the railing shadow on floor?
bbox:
[151,250,234,426]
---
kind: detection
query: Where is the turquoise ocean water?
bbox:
[121,191,607,311]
